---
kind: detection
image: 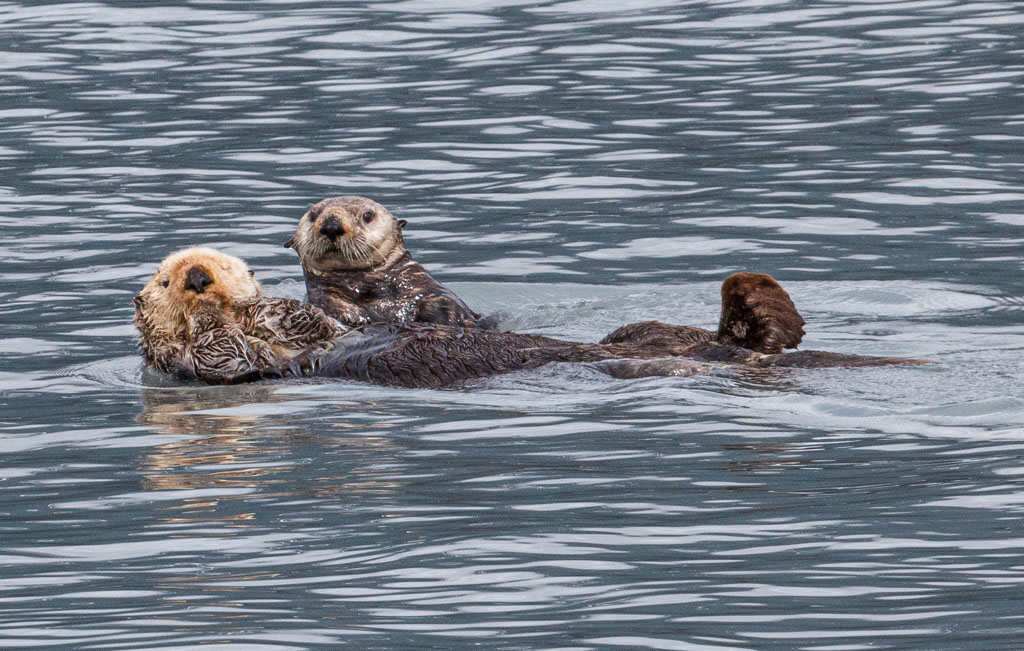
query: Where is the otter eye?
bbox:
[362,210,375,223]
[160,278,169,288]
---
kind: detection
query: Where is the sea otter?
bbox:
[134,247,345,383]
[285,195,491,328]
[135,248,926,388]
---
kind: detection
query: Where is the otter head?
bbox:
[134,247,261,337]
[285,196,407,273]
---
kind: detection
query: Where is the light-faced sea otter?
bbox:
[134,248,927,388]
[134,247,345,383]
[286,196,491,328]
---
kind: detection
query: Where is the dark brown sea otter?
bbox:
[286,196,490,328]
[134,249,926,388]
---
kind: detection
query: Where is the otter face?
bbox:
[285,196,406,273]
[134,247,261,336]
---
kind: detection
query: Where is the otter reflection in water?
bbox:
[133,248,927,388]
[137,384,406,501]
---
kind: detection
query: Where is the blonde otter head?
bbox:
[285,196,407,273]
[134,247,261,339]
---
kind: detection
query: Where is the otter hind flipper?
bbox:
[716,273,806,354]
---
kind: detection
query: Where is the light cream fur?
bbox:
[134,247,261,342]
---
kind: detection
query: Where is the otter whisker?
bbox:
[357,238,377,266]
[347,236,373,268]
[342,239,368,267]
[365,236,390,267]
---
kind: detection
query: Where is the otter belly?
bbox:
[308,325,576,388]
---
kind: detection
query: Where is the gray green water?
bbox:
[2,1,1024,649]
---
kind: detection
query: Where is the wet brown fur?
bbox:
[717,272,806,353]
[185,305,281,384]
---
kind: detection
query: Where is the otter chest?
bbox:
[352,278,424,323]
[353,281,402,302]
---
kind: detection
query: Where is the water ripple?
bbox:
[2,0,1024,648]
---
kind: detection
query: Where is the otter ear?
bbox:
[397,219,408,230]
[247,270,255,277]
[133,295,144,310]
[284,235,296,249]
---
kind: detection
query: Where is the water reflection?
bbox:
[137,385,297,506]
[136,385,413,507]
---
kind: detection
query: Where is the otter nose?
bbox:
[319,215,345,241]
[184,267,213,294]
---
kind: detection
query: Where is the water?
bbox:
[2,1,1023,648]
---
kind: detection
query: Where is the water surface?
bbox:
[2,1,1024,649]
